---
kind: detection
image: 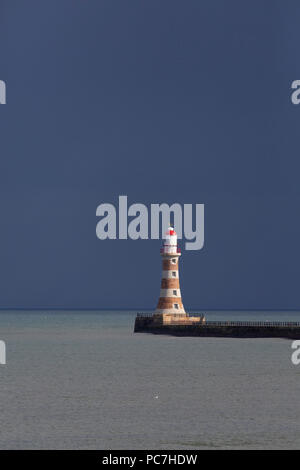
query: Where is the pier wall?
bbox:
[134,315,300,339]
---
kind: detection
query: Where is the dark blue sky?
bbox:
[0,0,299,309]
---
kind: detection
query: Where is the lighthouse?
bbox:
[154,226,187,321]
[134,226,205,329]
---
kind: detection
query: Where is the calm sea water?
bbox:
[0,310,300,449]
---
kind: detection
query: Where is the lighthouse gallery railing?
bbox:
[160,246,181,254]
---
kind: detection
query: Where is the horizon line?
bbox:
[0,307,299,312]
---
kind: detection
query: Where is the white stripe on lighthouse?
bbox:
[160,289,181,298]
[161,270,178,279]
[155,308,186,314]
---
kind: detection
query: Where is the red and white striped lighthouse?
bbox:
[155,226,186,315]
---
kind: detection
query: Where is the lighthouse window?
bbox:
[171,258,177,264]
[174,304,179,309]
[173,290,177,296]
[172,271,176,277]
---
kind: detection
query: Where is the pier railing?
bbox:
[204,321,300,327]
[136,314,300,327]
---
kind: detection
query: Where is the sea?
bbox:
[0,310,299,450]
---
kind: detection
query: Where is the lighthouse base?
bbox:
[151,312,205,325]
